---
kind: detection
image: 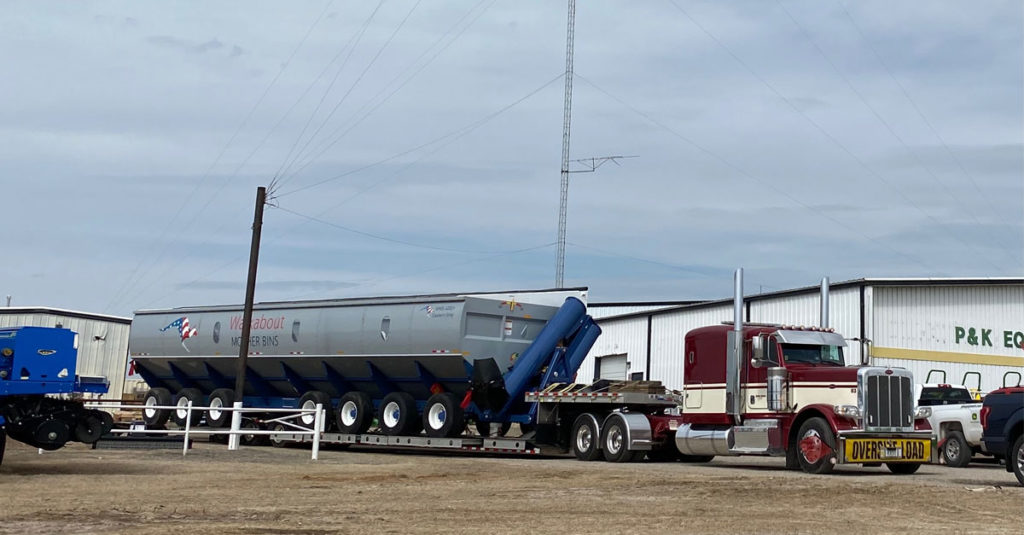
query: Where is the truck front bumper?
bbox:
[835,431,936,464]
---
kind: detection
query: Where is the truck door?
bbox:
[743,334,773,412]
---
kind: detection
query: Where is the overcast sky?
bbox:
[2,0,1021,316]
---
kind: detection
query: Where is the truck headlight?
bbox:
[914,406,931,419]
[834,405,861,419]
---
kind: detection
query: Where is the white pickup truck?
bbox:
[915,384,985,467]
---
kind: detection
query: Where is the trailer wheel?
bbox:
[336,392,374,434]
[601,415,633,463]
[795,417,836,474]
[886,463,921,475]
[73,415,105,444]
[475,421,512,437]
[240,419,268,446]
[423,393,465,438]
[142,387,172,427]
[205,388,235,428]
[942,430,971,467]
[171,388,204,428]
[378,392,420,436]
[269,423,289,448]
[571,414,602,461]
[298,390,333,429]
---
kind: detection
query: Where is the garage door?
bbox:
[597,354,628,381]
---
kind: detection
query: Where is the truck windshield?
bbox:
[781,344,845,366]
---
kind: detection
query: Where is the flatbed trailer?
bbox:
[268,381,685,460]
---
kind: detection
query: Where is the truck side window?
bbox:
[767,339,779,364]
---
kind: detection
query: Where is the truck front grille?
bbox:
[863,370,914,431]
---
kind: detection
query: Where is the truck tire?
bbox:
[171,388,204,428]
[1012,435,1024,486]
[886,463,921,475]
[942,430,971,468]
[378,392,420,436]
[795,417,836,474]
[205,388,235,428]
[571,414,602,461]
[298,390,332,430]
[422,393,465,438]
[601,415,633,463]
[142,387,172,427]
[336,392,374,434]
[475,421,512,437]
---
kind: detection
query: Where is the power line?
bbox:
[835,0,1017,233]
[567,241,721,277]
[270,0,389,189]
[275,205,550,254]
[665,0,1007,273]
[278,72,565,197]
[283,242,557,301]
[574,73,947,276]
[274,0,424,191]
[774,0,1018,263]
[276,0,498,188]
[103,0,336,313]
[141,70,559,309]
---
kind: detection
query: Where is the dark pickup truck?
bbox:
[980,386,1024,486]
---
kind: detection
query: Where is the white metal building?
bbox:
[0,307,132,398]
[582,278,1024,395]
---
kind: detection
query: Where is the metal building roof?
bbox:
[0,307,131,324]
[592,277,1024,322]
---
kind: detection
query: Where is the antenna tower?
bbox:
[555,0,576,288]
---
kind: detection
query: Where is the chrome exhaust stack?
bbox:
[820,276,829,329]
[726,268,743,425]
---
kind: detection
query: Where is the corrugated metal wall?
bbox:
[649,305,733,390]
[870,284,1024,393]
[579,317,649,382]
[587,282,1021,396]
[0,312,131,398]
[749,286,865,365]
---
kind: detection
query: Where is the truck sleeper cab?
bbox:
[676,324,935,474]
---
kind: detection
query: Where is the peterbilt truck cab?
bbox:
[675,322,936,474]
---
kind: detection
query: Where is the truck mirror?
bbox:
[751,335,764,361]
[751,357,763,369]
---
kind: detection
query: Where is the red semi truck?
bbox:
[536,270,935,474]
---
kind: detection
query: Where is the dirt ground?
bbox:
[1,439,1021,535]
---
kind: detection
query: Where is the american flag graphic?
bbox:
[421,305,434,317]
[160,316,198,351]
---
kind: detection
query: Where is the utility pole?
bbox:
[234,186,267,403]
[555,0,575,288]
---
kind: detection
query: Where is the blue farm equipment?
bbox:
[0,326,111,465]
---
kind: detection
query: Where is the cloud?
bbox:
[145,35,242,57]
[179,280,361,293]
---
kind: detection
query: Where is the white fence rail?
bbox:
[85,401,326,460]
